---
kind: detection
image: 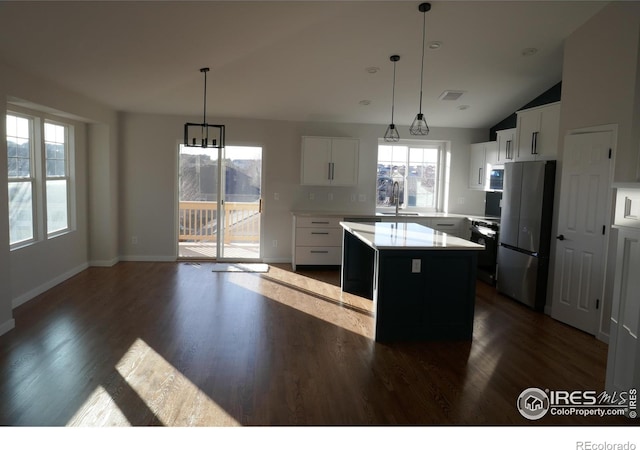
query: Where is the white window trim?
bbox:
[376,138,448,214]
[7,108,75,250]
[44,118,74,238]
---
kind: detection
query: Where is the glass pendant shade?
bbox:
[410,113,429,136]
[384,123,400,142]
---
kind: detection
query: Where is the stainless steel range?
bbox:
[469,191,502,285]
[469,218,500,285]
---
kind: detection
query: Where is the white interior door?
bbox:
[551,131,613,334]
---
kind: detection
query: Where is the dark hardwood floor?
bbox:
[0,262,632,426]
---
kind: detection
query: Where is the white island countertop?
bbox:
[340,221,485,251]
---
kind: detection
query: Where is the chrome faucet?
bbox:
[392,181,400,216]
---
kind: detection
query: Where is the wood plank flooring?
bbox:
[0,261,633,426]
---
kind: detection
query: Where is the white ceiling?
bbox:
[0,1,608,129]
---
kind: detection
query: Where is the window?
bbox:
[377,141,443,211]
[6,112,73,248]
[7,114,34,245]
[44,122,69,234]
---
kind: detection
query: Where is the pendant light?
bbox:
[410,2,431,136]
[184,67,225,149]
[384,55,401,143]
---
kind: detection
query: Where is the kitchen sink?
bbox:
[380,212,421,216]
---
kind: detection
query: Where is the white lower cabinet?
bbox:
[606,185,640,393]
[292,216,343,270]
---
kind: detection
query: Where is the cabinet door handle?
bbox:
[310,250,329,254]
[311,232,330,235]
[327,162,331,180]
[311,221,330,224]
[478,167,483,185]
[506,140,512,159]
[436,223,455,227]
[531,131,539,155]
[331,162,335,180]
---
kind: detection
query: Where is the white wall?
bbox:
[0,61,118,335]
[119,112,487,262]
[552,1,640,338]
[0,71,13,335]
[560,1,640,183]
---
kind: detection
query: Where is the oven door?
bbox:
[470,227,498,284]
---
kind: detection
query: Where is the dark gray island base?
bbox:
[340,221,483,343]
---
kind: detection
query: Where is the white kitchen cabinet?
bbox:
[292,215,343,270]
[606,184,640,393]
[515,102,561,161]
[468,141,497,190]
[496,128,516,163]
[301,136,359,186]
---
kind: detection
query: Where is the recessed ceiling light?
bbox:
[365,66,380,74]
[359,100,371,106]
[522,47,538,57]
[428,41,442,50]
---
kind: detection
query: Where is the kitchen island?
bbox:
[340,221,484,342]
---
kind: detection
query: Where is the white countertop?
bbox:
[340,221,484,251]
[292,210,472,219]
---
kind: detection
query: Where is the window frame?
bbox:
[43,118,72,237]
[376,139,447,214]
[6,109,75,250]
[6,112,37,247]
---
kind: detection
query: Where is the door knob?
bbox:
[556,234,565,241]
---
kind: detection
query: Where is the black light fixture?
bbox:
[384,55,401,143]
[410,2,431,136]
[184,67,225,149]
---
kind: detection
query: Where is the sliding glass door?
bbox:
[178,145,262,260]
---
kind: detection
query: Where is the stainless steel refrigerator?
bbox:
[497,160,556,310]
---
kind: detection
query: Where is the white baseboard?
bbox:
[263,257,291,264]
[119,255,177,262]
[89,257,120,267]
[0,318,16,337]
[12,262,89,309]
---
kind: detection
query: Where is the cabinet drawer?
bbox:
[295,246,342,265]
[295,227,343,246]
[295,217,342,228]
[430,218,461,230]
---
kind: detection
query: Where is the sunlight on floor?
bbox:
[67,338,239,426]
[228,265,375,339]
[67,385,131,426]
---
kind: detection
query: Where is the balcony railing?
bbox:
[179,201,260,243]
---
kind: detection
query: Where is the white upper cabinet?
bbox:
[301,136,359,186]
[515,102,561,161]
[496,128,516,164]
[468,141,497,190]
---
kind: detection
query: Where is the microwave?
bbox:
[489,168,504,191]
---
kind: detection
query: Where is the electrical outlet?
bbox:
[272,240,278,248]
[131,236,138,245]
[274,192,280,201]
[328,192,333,201]
[358,194,366,202]
[350,194,356,202]
[411,259,421,273]
[309,192,315,200]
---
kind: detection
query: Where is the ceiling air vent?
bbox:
[439,90,465,101]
